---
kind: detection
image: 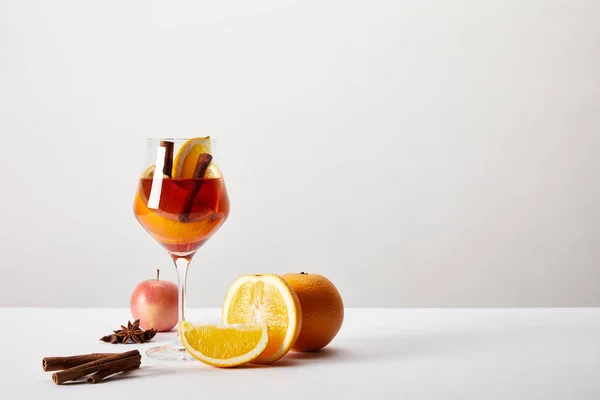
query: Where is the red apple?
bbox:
[130,269,178,332]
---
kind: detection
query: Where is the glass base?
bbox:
[145,339,195,361]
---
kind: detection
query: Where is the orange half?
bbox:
[222,274,302,364]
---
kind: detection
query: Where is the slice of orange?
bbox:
[141,165,170,179]
[204,163,222,179]
[142,165,156,178]
[178,322,268,367]
[222,274,302,364]
[172,137,212,178]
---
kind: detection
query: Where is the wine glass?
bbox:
[133,137,230,360]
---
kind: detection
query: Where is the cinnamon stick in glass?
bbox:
[160,140,174,178]
[179,153,213,222]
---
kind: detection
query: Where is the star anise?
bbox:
[113,319,145,344]
[100,319,158,344]
[143,328,157,341]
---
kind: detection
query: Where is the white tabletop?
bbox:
[3,308,599,399]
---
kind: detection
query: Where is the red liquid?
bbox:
[134,178,230,257]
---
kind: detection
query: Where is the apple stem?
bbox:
[157,269,160,281]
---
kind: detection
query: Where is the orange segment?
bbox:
[142,165,156,178]
[178,322,268,367]
[172,137,212,178]
[141,165,170,179]
[222,274,302,364]
[204,163,222,179]
[133,207,226,245]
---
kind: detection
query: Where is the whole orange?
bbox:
[281,272,344,352]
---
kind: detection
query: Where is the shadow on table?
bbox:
[319,325,550,363]
[100,324,556,378]
[88,333,476,380]
[110,365,184,381]
[337,333,468,362]
[229,350,348,369]
[278,331,511,364]
[116,329,521,377]
[279,347,351,364]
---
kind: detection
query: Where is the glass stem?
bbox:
[173,257,191,324]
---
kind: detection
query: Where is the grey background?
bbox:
[1,0,598,308]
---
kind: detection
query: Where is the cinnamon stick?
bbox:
[160,140,174,178]
[42,353,117,372]
[179,153,213,222]
[86,358,141,384]
[51,350,140,385]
